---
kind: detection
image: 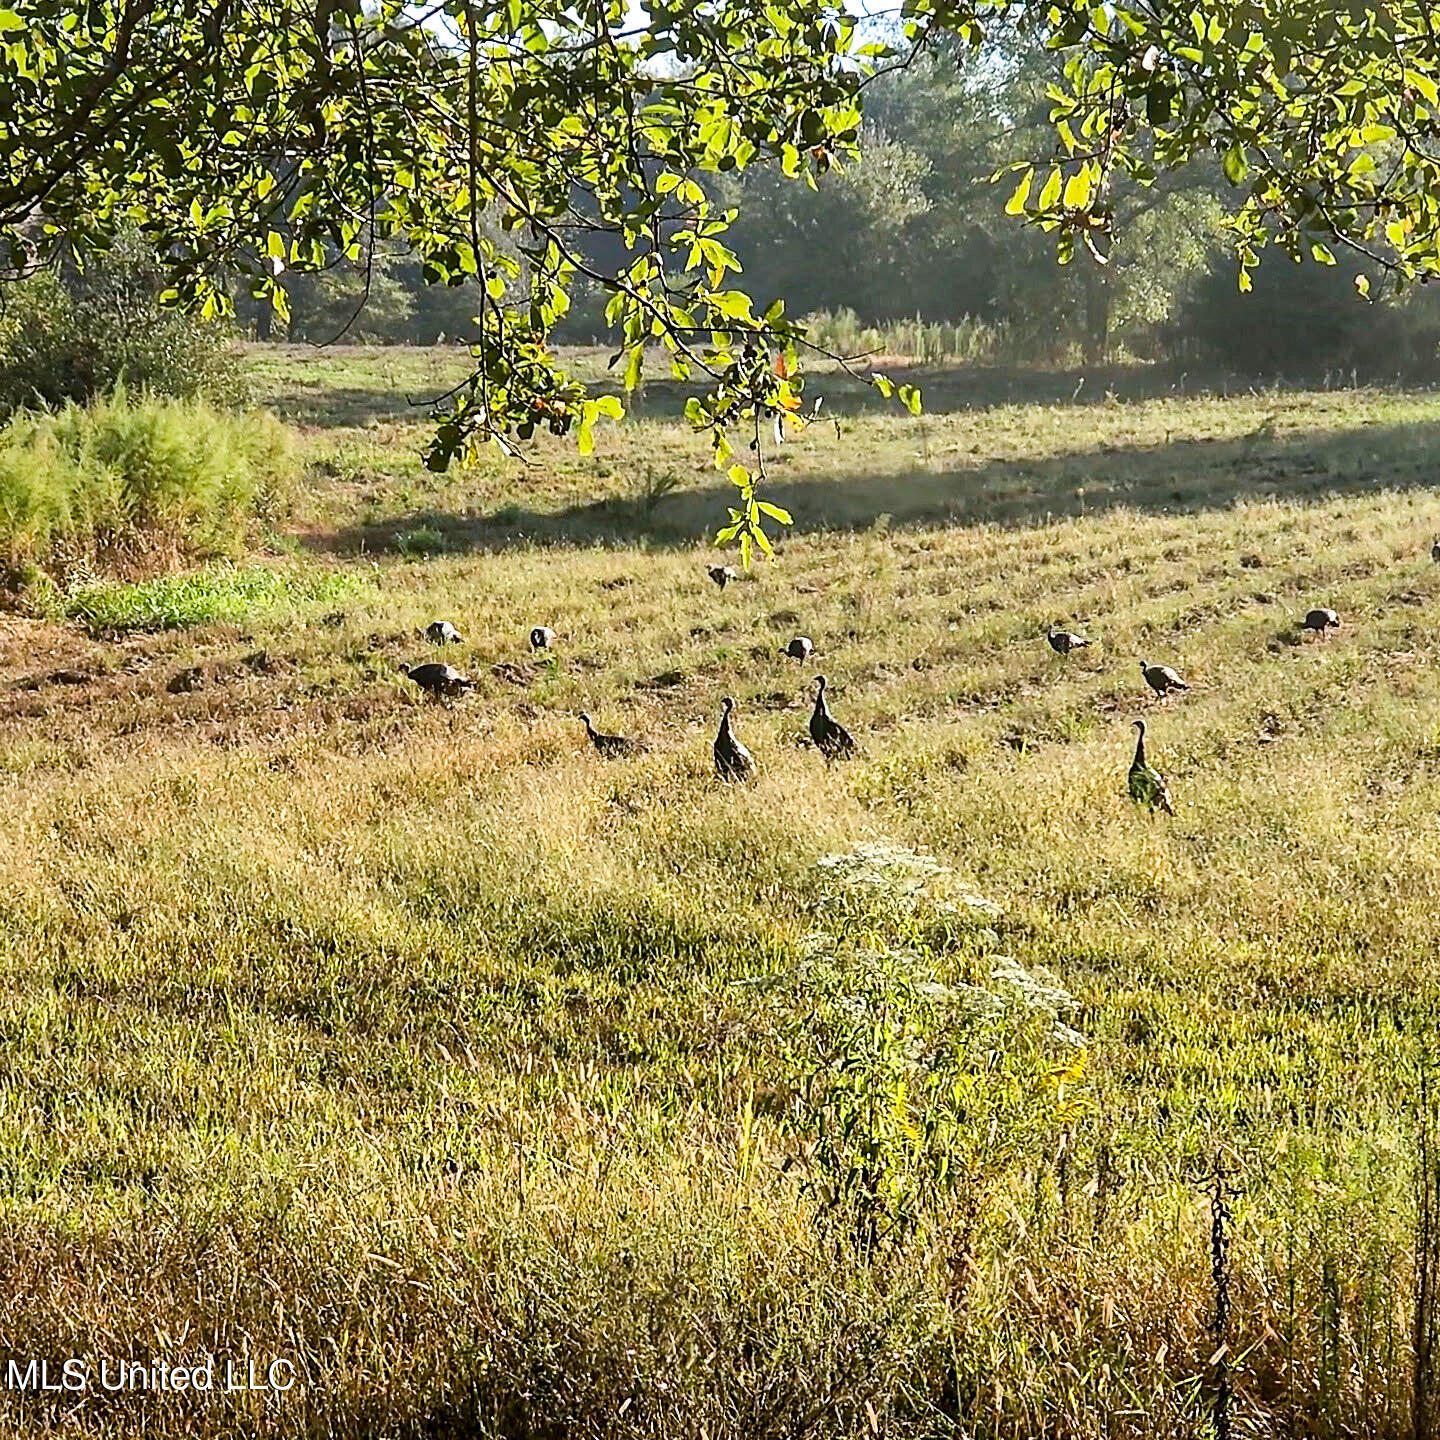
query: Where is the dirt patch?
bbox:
[167,651,295,693]
[491,662,534,686]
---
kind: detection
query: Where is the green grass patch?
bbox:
[65,562,364,632]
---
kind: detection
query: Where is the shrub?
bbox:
[0,390,296,581]
[1171,248,1440,380]
[0,229,247,415]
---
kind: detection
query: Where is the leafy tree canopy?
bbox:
[3,0,1437,552]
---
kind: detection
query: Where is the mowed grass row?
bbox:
[0,360,1438,1437]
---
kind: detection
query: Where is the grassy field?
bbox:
[2,345,1440,1437]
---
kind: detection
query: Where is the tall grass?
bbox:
[804,307,1010,364]
[0,388,294,579]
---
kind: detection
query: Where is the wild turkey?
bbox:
[809,675,856,760]
[783,636,815,662]
[1302,607,1340,638]
[1432,537,1440,563]
[1128,719,1174,815]
[714,696,755,781]
[1047,628,1090,655]
[400,661,473,703]
[579,713,648,758]
[1140,660,1187,697]
[708,564,738,590]
[530,625,557,651]
[426,620,462,644]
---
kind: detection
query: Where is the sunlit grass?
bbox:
[65,561,366,631]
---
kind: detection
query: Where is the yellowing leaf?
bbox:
[1062,165,1092,209]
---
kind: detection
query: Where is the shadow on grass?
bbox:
[303,417,1440,558]
[263,356,1275,430]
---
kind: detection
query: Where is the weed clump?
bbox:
[0,389,295,584]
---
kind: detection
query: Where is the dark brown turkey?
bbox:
[714,697,756,781]
[400,662,473,703]
[579,713,649,758]
[1140,660,1187,697]
[1047,628,1090,655]
[809,675,856,760]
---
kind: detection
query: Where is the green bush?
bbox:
[0,230,247,415]
[1172,249,1440,380]
[0,390,295,580]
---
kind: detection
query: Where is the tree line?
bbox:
[246,34,1440,382]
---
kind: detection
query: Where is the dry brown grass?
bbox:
[0,353,1438,1436]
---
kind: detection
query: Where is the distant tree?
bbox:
[721,34,1222,366]
[720,130,933,322]
[279,249,417,344]
[863,38,1222,364]
[1174,248,1440,379]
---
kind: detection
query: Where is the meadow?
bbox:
[1,344,1439,1438]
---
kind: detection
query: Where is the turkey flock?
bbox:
[396,557,1369,815]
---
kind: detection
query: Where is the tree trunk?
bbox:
[1082,267,1111,367]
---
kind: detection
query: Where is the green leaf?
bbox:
[623,345,643,393]
[1406,69,1439,108]
[1222,144,1248,185]
[1061,165,1091,209]
[756,501,792,524]
[1005,169,1033,215]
